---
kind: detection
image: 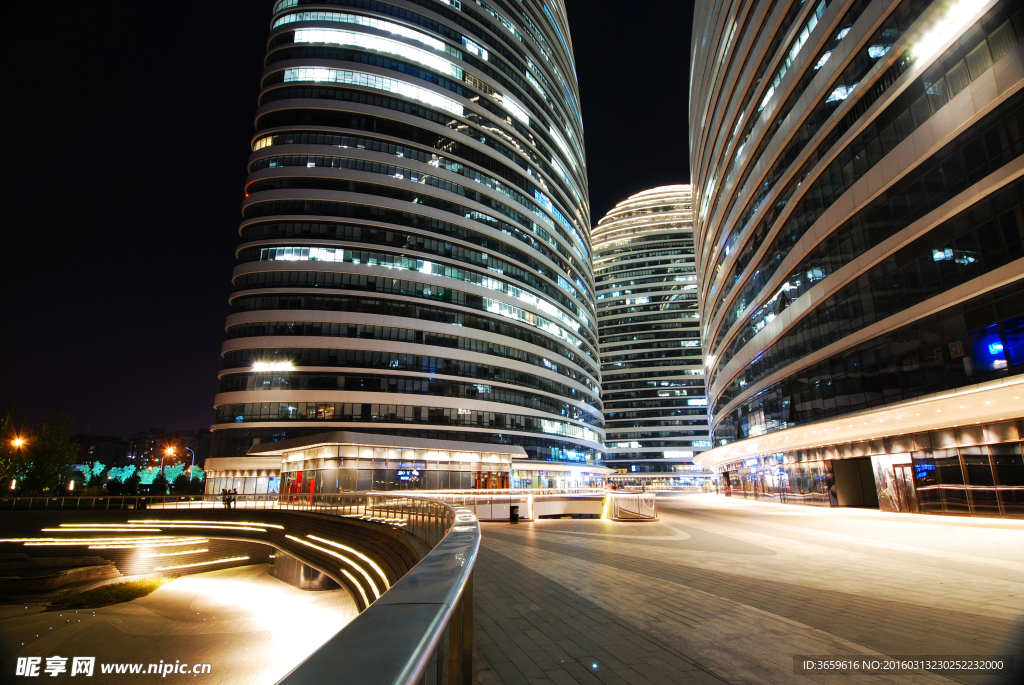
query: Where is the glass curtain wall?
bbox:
[690,0,1024,460]
[211,0,602,463]
[593,186,710,473]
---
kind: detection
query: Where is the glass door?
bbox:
[894,465,918,513]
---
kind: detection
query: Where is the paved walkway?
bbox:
[472,494,1024,685]
[1,564,357,684]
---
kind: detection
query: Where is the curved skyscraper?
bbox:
[594,186,709,473]
[691,0,1024,515]
[211,0,601,463]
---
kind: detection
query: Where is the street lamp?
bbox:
[182,447,196,479]
[10,437,26,490]
[163,446,174,475]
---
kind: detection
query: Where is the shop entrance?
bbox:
[830,457,879,508]
[893,464,919,513]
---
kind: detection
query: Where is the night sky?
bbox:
[2,0,695,437]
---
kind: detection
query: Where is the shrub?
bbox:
[50,578,171,610]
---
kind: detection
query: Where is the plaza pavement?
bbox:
[2,495,1021,684]
[472,493,1024,685]
[0,564,357,684]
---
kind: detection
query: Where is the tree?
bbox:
[84,461,106,485]
[151,471,169,495]
[139,468,158,486]
[185,466,207,495]
[185,465,207,495]
[172,472,192,493]
[123,470,140,495]
[20,410,78,495]
[164,463,185,485]
[0,404,28,491]
[106,477,123,496]
[81,461,108,495]
[106,466,136,495]
[108,465,136,482]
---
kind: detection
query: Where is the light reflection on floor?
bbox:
[0,563,358,684]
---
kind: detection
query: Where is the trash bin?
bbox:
[510,505,519,524]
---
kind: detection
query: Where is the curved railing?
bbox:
[279,505,479,685]
[1,494,478,684]
[0,494,454,546]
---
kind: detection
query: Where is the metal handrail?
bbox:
[277,506,479,685]
[0,494,456,547]
[605,492,659,520]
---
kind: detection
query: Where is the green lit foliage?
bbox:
[106,465,136,482]
[164,463,185,484]
[80,461,108,495]
[106,466,139,496]
[85,461,106,485]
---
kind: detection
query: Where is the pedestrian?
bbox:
[231,488,238,509]
[221,488,229,509]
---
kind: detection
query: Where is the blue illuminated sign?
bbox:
[971,324,1007,371]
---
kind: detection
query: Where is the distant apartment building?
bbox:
[73,434,128,466]
[127,429,210,468]
[593,186,710,474]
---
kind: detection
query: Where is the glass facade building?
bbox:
[593,187,709,474]
[211,0,602,464]
[691,0,1024,516]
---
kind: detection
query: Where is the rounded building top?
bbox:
[593,184,693,247]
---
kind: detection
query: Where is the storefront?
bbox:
[713,420,1024,517]
[206,431,526,495]
[509,461,612,489]
[606,469,716,490]
[203,456,281,496]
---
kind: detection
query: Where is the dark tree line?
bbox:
[1,406,78,495]
[1,405,205,496]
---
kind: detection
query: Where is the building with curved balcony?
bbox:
[593,186,710,476]
[211,0,601,465]
[691,0,1024,515]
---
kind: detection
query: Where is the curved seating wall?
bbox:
[0,509,425,611]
